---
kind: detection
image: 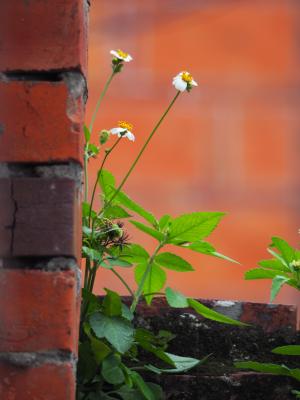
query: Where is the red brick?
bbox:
[0,0,87,74]
[0,179,13,256]
[0,178,81,259]
[0,80,84,164]
[0,269,77,352]
[0,362,75,400]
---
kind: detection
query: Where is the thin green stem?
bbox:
[104,91,181,210]
[89,70,116,134]
[130,242,164,313]
[88,137,122,226]
[83,257,91,290]
[111,268,135,297]
[84,150,89,203]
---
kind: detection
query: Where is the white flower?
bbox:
[110,49,133,62]
[172,71,198,92]
[110,121,135,141]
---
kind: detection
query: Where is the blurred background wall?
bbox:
[86,0,299,308]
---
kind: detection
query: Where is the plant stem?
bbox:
[89,70,116,134]
[111,268,135,297]
[88,137,122,226]
[104,91,181,210]
[130,242,164,313]
[83,149,89,203]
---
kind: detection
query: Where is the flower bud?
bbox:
[99,129,110,145]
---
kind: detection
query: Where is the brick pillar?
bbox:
[0,1,88,399]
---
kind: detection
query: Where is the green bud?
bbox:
[99,129,110,145]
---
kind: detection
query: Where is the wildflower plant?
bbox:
[235,237,300,398]
[78,49,243,399]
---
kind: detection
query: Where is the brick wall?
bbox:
[0,1,88,399]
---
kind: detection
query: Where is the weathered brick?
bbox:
[0,0,88,74]
[0,177,81,259]
[0,269,77,352]
[0,179,13,255]
[0,362,75,400]
[0,80,84,164]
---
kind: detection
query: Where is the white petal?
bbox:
[191,79,198,86]
[124,55,133,62]
[110,127,123,135]
[110,50,119,58]
[125,131,135,141]
[172,77,187,92]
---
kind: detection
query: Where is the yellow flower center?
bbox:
[181,72,193,83]
[117,49,128,59]
[118,120,133,131]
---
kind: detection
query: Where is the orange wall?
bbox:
[86,1,299,308]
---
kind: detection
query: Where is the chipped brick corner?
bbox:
[0,1,88,399]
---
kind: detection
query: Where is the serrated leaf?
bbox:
[101,354,125,385]
[272,345,300,356]
[130,220,164,241]
[235,361,300,381]
[90,313,134,354]
[270,275,290,302]
[103,205,131,219]
[245,268,287,280]
[90,338,111,363]
[114,190,158,227]
[99,169,116,198]
[155,252,194,272]
[135,263,166,304]
[188,299,246,326]
[82,246,103,263]
[165,287,189,308]
[271,237,295,264]
[145,354,207,374]
[82,202,97,219]
[104,257,132,268]
[159,214,172,230]
[258,259,290,272]
[103,289,122,317]
[129,371,157,400]
[118,244,150,264]
[168,212,225,242]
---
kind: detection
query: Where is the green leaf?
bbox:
[129,371,156,400]
[103,205,131,219]
[245,268,287,280]
[159,214,172,230]
[122,303,134,321]
[272,345,300,356]
[130,220,164,241]
[90,338,111,363]
[116,387,145,400]
[267,248,290,269]
[82,202,97,219]
[188,299,246,326]
[99,169,115,199]
[84,125,91,142]
[235,361,300,381]
[117,244,150,264]
[103,289,122,317]
[271,237,295,264]
[259,259,290,272]
[155,252,194,272]
[270,275,290,302]
[168,212,225,242]
[101,354,125,385]
[87,143,99,156]
[181,241,215,254]
[90,313,134,354]
[104,257,132,268]
[165,287,189,308]
[82,246,103,263]
[164,353,201,372]
[115,190,158,227]
[135,263,166,304]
